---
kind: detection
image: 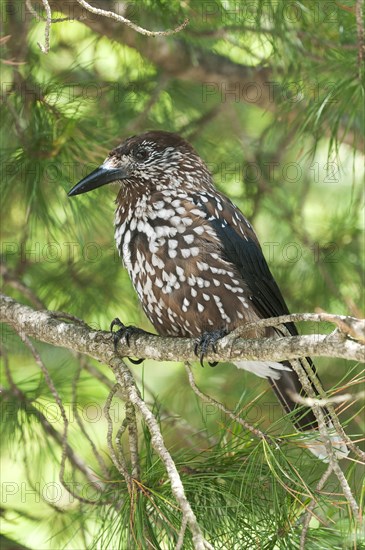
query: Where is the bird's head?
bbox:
[68,131,211,197]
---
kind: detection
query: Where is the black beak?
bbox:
[68,166,128,197]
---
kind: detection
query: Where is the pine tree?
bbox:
[1,1,364,548]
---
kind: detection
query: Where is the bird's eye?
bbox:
[134,148,148,162]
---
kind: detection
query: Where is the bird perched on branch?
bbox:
[68,130,347,461]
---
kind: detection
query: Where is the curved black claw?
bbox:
[110,317,145,364]
[194,329,228,368]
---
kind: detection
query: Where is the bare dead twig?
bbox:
[104,384,132,487]
[125,401,140,481]
[25,0,85,22]
[287,357,360,517]
[110,358,214,550]
[184,362,273,444]
[0,381,104,491]
[75,0,189,37]
[36,0,52,53]
[290,356,365,463]
[27,0,188,54]
[176,515,188,550]
[356,0,365,74]
[185,355,361,518]
[299,465,333,550]
[72,357,110,478]
[229,312,365,344]
[0,261,45,310]
[115,410,130,476]
[14,329,100,504]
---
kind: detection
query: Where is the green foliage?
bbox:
[1,0,364,548]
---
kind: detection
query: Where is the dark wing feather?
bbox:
[200,193,297,335]
[214,223,295,328]
[199,192,320,431]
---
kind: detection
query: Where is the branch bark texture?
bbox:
[1,295,363,365]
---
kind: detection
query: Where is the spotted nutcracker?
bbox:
[68,130,347,460]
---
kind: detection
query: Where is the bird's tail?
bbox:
[235,355,349,461]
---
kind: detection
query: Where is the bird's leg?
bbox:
[110,317,149,364]
[194,328,228,368]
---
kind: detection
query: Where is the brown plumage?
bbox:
[68,130,348,460]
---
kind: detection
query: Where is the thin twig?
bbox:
[297,356,365,463]
[72,357,110,478]
[25,0,86,22]
[104,384,132,487]
[184,362,273,445]
[240,318,365,464]
[356,0,365,75]
[115,414,129,469]
[289,357,360,517]
[133,371,213,448]
[27,0,188,55]
[125,401,140,481]
[110,357,214,550]
[14,330,100,504]
[37,0,52,53]
[313,405,358,518]
[83,360,115,389]
[229,312,365,344]
[0,262,45,310]
[75,0,189,37]
[265,346,360,517]
[330,454,360,517]
[0,381,103,491]
[299,465,333,550]
[25,0,40,19]
[176,515,188,550]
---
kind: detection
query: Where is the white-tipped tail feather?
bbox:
[234,360,291,380]
[299,422,349,461]
[234,361,349,461]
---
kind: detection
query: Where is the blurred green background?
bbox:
[1,1,364,548]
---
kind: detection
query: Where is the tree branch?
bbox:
[28,0,188,54]
[184,361,271,444]
[40,0,364,151]
[109,356,214,550]
[299,465,333,550]
[1,295,364,365]
[2,294,363,544]
[74,0,189,37]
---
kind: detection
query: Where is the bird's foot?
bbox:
[194,328,228,368]
[110,317,146,364]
